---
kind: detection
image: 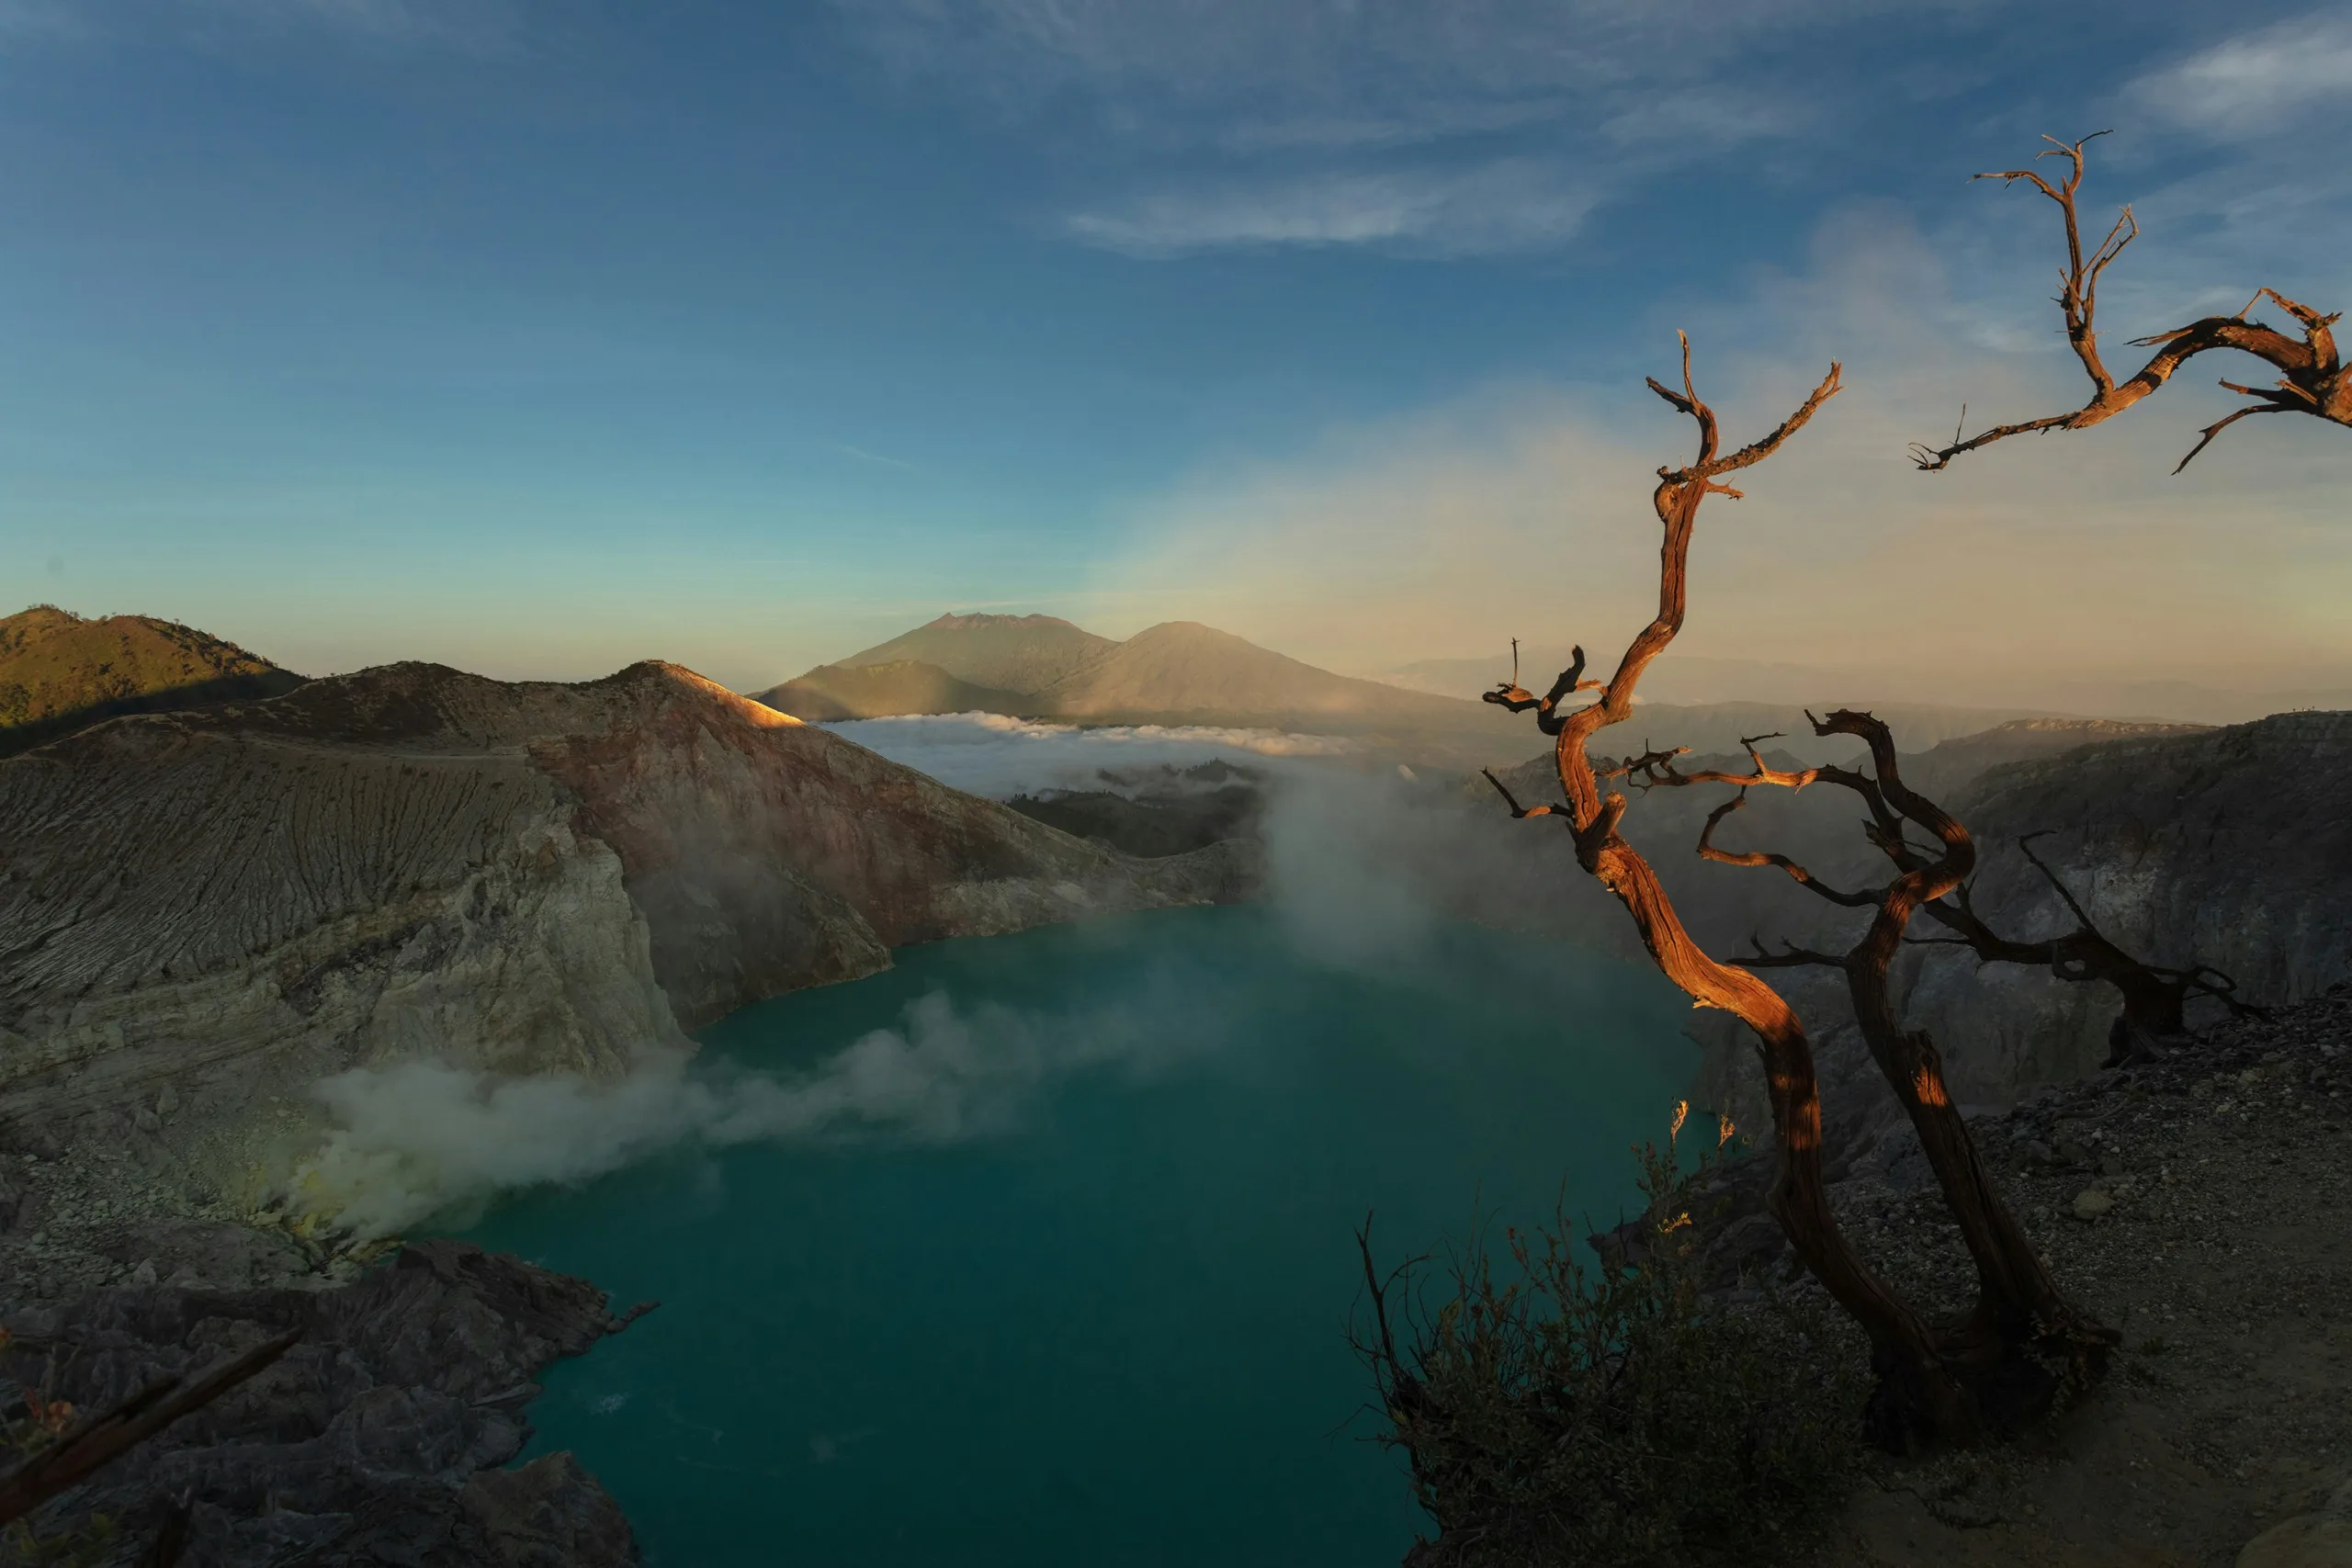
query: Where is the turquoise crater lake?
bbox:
[461,905,1694,1566]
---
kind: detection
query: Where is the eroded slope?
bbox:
[0,659,1250,1212]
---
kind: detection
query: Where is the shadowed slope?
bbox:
[836,612,1116,694]
[752,660,1035,720]
[0,604,306,755]
[1031,621,1478,720]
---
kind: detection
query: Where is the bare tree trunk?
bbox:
[1483,339,2119,1447]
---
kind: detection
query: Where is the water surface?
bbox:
[464,905,1692,1567]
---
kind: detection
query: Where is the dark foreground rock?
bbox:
[1,1239,644,1568]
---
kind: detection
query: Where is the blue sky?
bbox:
[4,0,2348,694]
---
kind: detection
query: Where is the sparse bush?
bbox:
[1359,1113,1863,1566]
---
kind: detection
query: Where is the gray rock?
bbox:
[2238,1475,2352,1568]
[1,1238,641,1567]
[462,1451,638,1568]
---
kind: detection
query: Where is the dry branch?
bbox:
[1476,336,2139,1447]
[1910,134,2349,471]
[0,1328,301,1527]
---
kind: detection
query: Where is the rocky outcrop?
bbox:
[1,1239,645,1567]
[1898,709,2352,1097]
[1482,711,2352,1144]
[0,659,1252,1213]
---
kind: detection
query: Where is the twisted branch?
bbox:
[1910,135,2348,472]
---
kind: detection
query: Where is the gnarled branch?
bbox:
[1910,135,2348,472]
[1696,791,1880,908]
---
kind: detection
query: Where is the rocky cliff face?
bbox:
[1477,711,2352,1148]
[1897,708,2352,1097]
[3,1238,646,1567]
[1667,711,2352,1166]
[0,660,1250,1218]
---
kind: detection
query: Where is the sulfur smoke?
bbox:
[292,719,1590,1235]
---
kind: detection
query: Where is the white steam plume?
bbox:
[289,991,1193,1237]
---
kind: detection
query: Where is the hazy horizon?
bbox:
[5,5,2347,701]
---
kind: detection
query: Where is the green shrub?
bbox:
[1359,1115,1863,1566]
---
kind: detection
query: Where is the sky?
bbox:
[3,0,2348,697]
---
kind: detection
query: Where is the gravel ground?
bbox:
[1806,987,2352,1568]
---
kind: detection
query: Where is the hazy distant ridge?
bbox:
[838,613,1117,696]
[760,612,1476,724]
[1381,649,2352,728]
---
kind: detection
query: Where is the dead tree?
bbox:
[1625,736,2260,1065]
[1910,132,2349,473]
[1910,832,2260,1064]
[1478,341,2110,1449]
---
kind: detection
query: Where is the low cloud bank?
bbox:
[825,712,1351,799]
[290,991,1207,1238]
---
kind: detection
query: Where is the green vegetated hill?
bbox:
[0,604,307,755]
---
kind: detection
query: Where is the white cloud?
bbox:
[1061,160,1599,257]
[2129,13,2352,139]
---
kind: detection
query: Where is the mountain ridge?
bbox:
[0,604,307,755]
[0,656,1251,1207]
[766,613,1486,725]
[836,612,1116,696]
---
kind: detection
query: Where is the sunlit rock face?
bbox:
[0,660,1250,1207]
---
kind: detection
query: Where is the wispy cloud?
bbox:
[1063,160,1599,258]
[0,0,85,44]
[835,442,918,471]
[20,0,529,57]
[832,0,1909,256]
[2128,12,2352,139]
[1072,204,2352,693]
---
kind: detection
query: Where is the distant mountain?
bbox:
[1031,621,1472,720]
[1895,716,2209,803]
[752,660,1035,721]
[770,613,1481,727]
[838,613,1116,696]
[1379,648,2352,727]
[0,604,306,755]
